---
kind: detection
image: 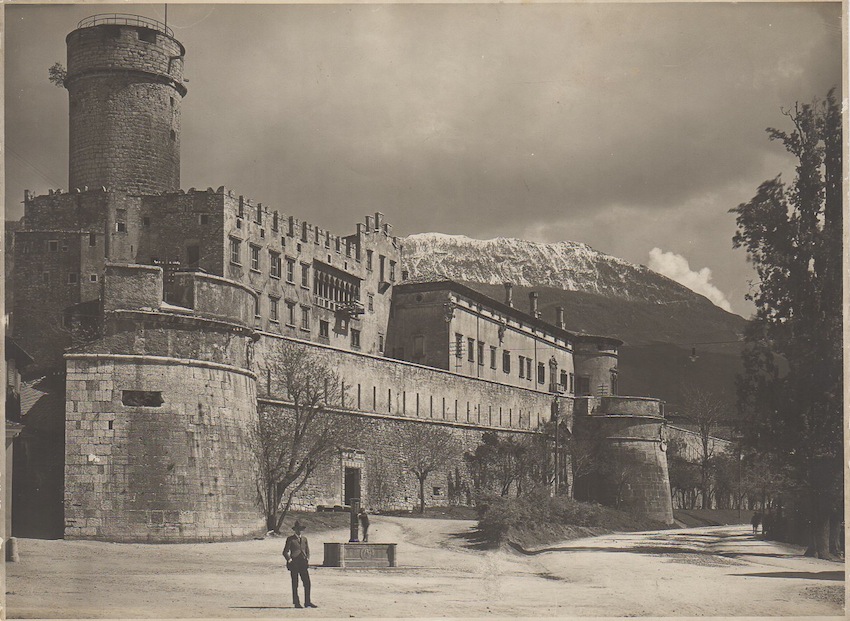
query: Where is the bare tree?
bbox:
[400,424,462,513]
[251,344,357,532]
[680,387,728,509]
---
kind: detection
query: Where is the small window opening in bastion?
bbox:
[121,390,164,407]
[108,420,114,430]
[432,486,443,496]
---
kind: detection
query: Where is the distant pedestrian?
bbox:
[762,510,774,540]
[751,511,762,535]
[359,508,370,542]
[283,520,316,609]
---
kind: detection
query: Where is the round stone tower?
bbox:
[65,15,187,194]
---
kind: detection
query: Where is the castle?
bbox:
[9,15,674,542]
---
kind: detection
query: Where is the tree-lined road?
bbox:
[6,518,844,618]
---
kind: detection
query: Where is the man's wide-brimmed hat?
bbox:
[292,520,306,532]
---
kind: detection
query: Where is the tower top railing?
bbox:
[77,14,174,38]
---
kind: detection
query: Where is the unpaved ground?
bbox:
[5,517,845,618]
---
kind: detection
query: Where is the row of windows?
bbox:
[45,271,98,284]
[229,236,397,283]
[449,332,576,390]
[254,294,369,349]
[22,233,99,254]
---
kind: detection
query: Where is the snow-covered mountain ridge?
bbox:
[401,233,701,306]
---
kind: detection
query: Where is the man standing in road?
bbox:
[283,520,316,609]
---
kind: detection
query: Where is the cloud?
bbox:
[648,248,733,312]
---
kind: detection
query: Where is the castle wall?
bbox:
[261,403,504,511]
[137,191,226,272]
[574,339,619,396]
[64,354,262,541]
[255,333,567,431]
[579,397,674,524]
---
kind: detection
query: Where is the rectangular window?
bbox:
[490,346,497,369]
[269,296,279,322]
[467,337,475,362]
[519,355,525,379]
[68,272,78,284]
[319,320,329,338]
[455,333,463,359]
[121,390,163,407]
[569,373,575,394]
[368,294,374,312]
[477,341,484,366]
[389,260,396,281]
[351,328,361,348]
[47,240,59,252]
[286,301,296,326]
[378,334,385,353]
[90,274,99,283]
[286,258,295,283]
[115,209,127,233]
[254,294,261,318]
[270,251,281,278]
[538,362,546,385]
[89,233,97,247]
[300,306,310,330]
[366,250,373,270]
[379,255,386,281]
[199,214,209,225]
[301,263,310,288]
[250,244,261,272]
[526,357,532,380]
[229,237,241,265]
[413,335,425,358]
[503,351,511,374]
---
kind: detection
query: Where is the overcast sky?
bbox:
[5,2,843,317]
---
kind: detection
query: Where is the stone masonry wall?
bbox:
[256,333,569,432]
[581,412,674,524]
[66,24,185,194]
[260,400,524,512]
[64,354,263,542]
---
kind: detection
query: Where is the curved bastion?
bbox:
[64,264,264,541]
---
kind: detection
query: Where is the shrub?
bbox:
[476,491,666,546]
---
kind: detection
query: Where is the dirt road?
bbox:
[5,517,844,618]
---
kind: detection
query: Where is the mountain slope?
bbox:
[403,233,704,305]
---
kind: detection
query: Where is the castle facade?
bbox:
[10,16,674,542]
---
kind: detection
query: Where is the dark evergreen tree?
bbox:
[730,89,842,558]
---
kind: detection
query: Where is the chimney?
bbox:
[374,212,382,232]
[365,215,373,231]
[504,282,513,307]
[383,222,392,236]
[556,306,565,329]
[529,291,539,318]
